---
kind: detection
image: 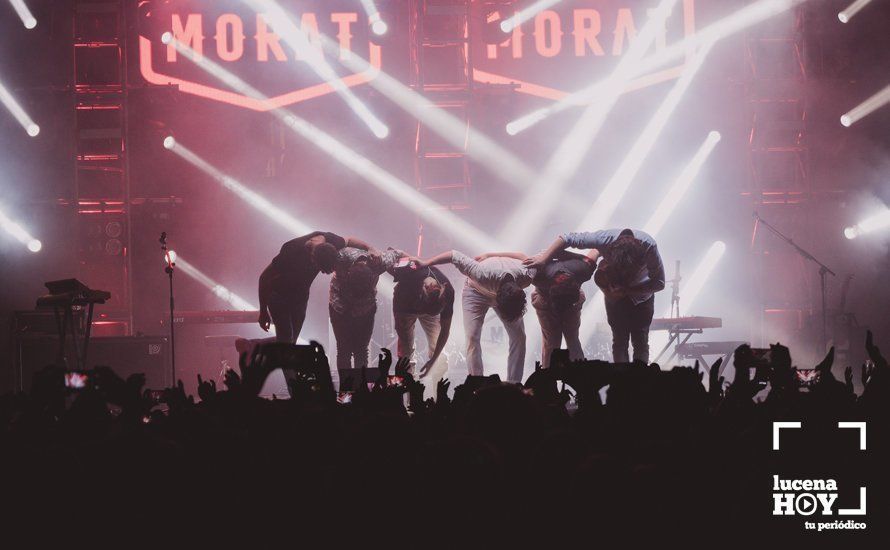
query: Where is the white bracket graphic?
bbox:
[772,421,801,450]
[838,421,867,450]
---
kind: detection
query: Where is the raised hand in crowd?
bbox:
[197,374,217,403]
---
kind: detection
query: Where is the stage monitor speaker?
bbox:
[13,335,169,393]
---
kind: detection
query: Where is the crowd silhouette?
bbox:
[2,333,887,542]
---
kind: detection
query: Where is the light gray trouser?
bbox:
[462,284,526,383]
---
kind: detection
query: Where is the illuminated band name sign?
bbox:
[137,1,695,110]
[138,0,381,111]
[472,0,697,100]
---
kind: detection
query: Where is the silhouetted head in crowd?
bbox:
[496,277,527,321]
[312,242,340,274]
[602,229,647,287]
[345,261,375,298]
[549,274,581,314]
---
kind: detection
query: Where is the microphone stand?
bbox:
[752,212,836,354]
[160,232,176,386]
[669,260,681,319]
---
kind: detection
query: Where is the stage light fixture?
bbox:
[643,131,721,236]
[844,209,890,240]
[240,0,390,139]
[0,78,40,137]
[506,0,808,134]
[499,0,678,247]
[839,84,890,128]
[167,37,499,252]
[371,19,388,36]
[575,42,714,233]
[9,0,37,29]
[837,0,874,23]
[318,34,537,190]
[0,205,42,253]
[500,0,564,33]
[359,0,388,35]
[163,135,176,149]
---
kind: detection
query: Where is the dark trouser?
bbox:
[604,295,655,364]
[329,305,376,371]
[268,291,309,343]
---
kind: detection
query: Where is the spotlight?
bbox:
[171,251,257,310]
[371,19,388,36]
[0,205,41,253]
[837,0,874,24]
[0,79,41,137]
[166,141,311,236]
[163,136,176,149]
[840,84,890,127]
[9,0,37,30]
[161,31,173,44]
[845,209,890,239]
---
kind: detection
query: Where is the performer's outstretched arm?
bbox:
[523,236,568,268]
[421,250,455,267]
[257,264,274,331]
[345,236,382,259]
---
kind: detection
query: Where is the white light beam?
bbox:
[161,35,498,252]
[316,33,538,190]
[8,0,37,29]
[840,84,890,127]
[576,42,714,232]
[507,0,807,134]
[241,0,389,138]
[499,0,678,246]
[500,0,564,33]
[644,131,721,235]
[0,205,42,252]
[838,0,873,23]
[0,78,39,136]
[170,251,257,310]
[845,209,890,239]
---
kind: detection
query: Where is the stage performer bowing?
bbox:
[477,249,598,368]
[419,250,533,383]
[389,258,455,379]
[258,231,378,343]
[526,229,664,364]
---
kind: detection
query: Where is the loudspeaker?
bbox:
[13,335,169,392]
